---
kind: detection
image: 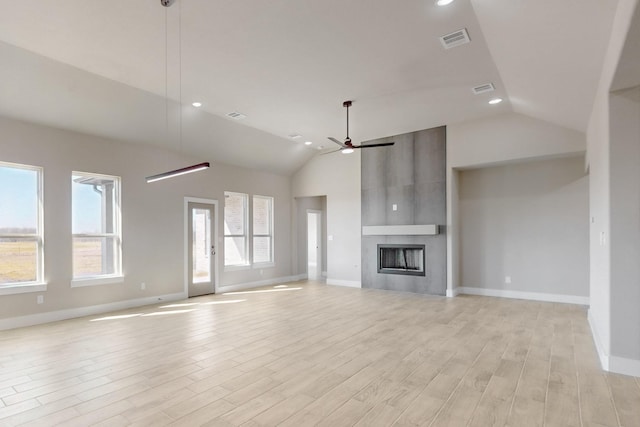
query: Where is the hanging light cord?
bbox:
[164,5,169,149]
[178,0,183,153]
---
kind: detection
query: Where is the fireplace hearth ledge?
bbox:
[362,224,439,236]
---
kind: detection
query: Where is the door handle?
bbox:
[211,245,216,256]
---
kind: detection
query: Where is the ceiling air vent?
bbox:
[226,111,247,120]
[472,83,495,95]
[288,133,302,139]
[439,28,470,49]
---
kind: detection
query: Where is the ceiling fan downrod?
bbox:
[161,0,175,7]
[343,100,352,141]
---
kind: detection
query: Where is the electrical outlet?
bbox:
[505,276,512,284]
[37,295,44,304]
[392,204,398,211]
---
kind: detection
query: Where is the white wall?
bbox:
[0,116,292,324]
[586,0,639,376]
[609,86,640,362]
[291,151,361,287]
[459,156,589,301]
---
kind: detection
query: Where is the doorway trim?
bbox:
[184,197,219,296]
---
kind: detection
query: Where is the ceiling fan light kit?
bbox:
[327,100,395,154]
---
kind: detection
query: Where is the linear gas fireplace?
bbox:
[377,244,425,276]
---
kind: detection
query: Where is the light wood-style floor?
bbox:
[1,281,639,427]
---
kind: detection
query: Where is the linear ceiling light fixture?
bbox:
[146,162,210,183]
[146,0,210,184]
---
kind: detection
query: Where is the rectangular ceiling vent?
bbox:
[472,83,495,95]
[288,133,302,139]
[226,111,247,120]
[439,28,470,49]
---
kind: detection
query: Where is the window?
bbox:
[71,172,122,285]
[253,195,274,264]
[0,161,44,290]
[224,192,248,267]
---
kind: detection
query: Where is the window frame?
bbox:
[252,195,274,266]
[223,191,250,269]
[0,161,46,295]
[71,171,123,287]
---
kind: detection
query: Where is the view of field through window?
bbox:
[0,163,40,285]
[72,173,120,279]
[0,240,37,283]
[0,164,119,285]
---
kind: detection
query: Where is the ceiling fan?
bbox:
[327,101,395,154]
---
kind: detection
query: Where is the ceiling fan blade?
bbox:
[320,148,343,155]
[328,137,346,148]
[354,142,395,149]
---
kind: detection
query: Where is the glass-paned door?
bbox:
[188,202,215,297]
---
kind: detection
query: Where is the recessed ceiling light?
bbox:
[191,102,202,107]
[488,98,503,105]
[342,148,355,154]
[436,0,454,6]
[304,141,312,146]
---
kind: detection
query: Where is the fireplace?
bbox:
[377,244,425,276]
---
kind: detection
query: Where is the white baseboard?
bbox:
[588,309,609,370]
[446,287,461,297]
[609,355,640,378]
[0,292,186,331]
[458,287,589,306]
[217,275,306,294]
[588,309,640,377]
[326,279,362,288]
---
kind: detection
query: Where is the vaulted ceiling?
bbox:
[0,0,619,175]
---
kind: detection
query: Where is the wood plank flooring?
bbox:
[1,281,639,426]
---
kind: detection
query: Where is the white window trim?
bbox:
[71,171,122,284]
[224,191,249,269]
[224,264,252,272]
[252,195,274,266]
[0,161,44,291]
[71,275,124,288]
[0,283,47,296]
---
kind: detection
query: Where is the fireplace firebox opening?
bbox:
[377,244,425,276]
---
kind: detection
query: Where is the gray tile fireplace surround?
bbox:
[361,126,446,295]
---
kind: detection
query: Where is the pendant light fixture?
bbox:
[146,0,210,183]
[146,162,210,183]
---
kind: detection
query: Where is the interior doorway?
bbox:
[185,198,218,297]
[307,210,322,281]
